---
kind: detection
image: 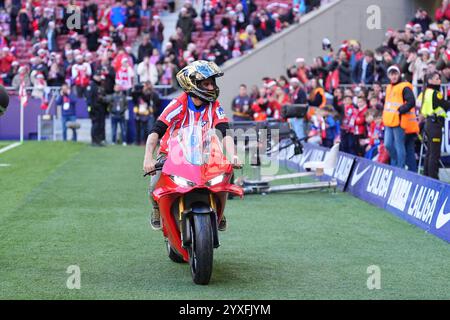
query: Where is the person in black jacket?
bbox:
[328,49,352,85]
[85,20,100,52]
[86,71,108,146]
[19,6,31,40]
[137,34,153,63]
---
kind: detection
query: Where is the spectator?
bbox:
[100,57,116,94]
[217,28,231,52]
[308,78,326,111]
[8,0,20,38]
[4,60,19,85]
[137,34,153,63]
[231,84,253,121]
[111,24,127,47]
[184,0,198,18]
[149,15,164,54]
[329,49,352,85]
[137,56,158,85]
[295,57,309,84]
[353,50,375,85]
[235,3,248,31]
[30,70,47,99]
[0,47,15,78]
[201,1,215,31]
[72,55,92,97]
[47,21,57,52]
[18,4,31,40]
[47,61,65,86]
[160,57,179,88]
[110,0,127,27]
[125,0,140,29]
[12,65,31,90]
[268,85,290,120]
[309,56,327,85]
[363,109,383,159]
[340,94,357,154]
[408,47,428,95]
[176,7,195,46]
[85,19,100,52]
[56,84,78,142]
[354,95,368,156]
[115,57,134,92]
[321,106,338,148]
[411,8,432,32]
[82,0,99,24]
[436,0,450,22]
[288,77,308,140]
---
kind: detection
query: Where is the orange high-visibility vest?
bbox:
[307,88,326,119]
[383,82,413,128]
[400,107,420,134]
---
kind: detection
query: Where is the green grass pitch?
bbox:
[1,142,449,299]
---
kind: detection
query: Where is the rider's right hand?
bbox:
[143,158,158,175]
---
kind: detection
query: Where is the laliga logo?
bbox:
[436,198,450,230]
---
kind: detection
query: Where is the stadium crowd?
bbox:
[0,0,326,93]
[0,0,328,145]
[231,1,450,176]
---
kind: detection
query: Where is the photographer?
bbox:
[108,85,128,146]
[131,81,161,145]
[86,70,108,146]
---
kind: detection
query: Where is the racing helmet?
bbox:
[176,60,224,102]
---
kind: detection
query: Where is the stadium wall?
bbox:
[219,0,416,116]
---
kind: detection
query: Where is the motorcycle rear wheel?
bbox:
[189,214,214,285]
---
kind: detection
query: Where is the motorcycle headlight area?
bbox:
[206,174,226,186]
[170,175,196,187]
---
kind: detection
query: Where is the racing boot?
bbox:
[150,207,161,231]
[218,215,227,232]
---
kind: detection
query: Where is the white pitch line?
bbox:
[0,163,11,167]
[0,142,22,155]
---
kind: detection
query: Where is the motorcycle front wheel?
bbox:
[189,214,214,285]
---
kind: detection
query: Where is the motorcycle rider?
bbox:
[143,60,240,231]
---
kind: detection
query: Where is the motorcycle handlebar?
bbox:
[143,159,166,177]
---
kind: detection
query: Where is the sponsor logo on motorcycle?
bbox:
[366,167,392,199]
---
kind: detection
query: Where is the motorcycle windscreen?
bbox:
[165,126,232,185]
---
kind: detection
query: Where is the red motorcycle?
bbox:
[147,127,243,285]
